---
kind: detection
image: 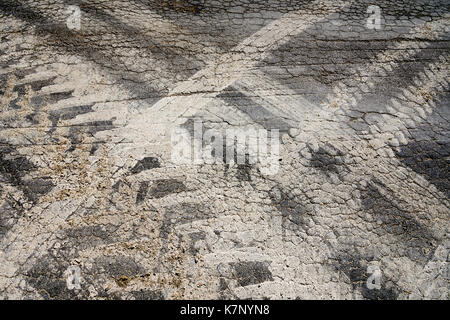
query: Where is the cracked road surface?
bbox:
[0,0,449,299]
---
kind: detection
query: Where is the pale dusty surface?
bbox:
[0,0,449,299]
